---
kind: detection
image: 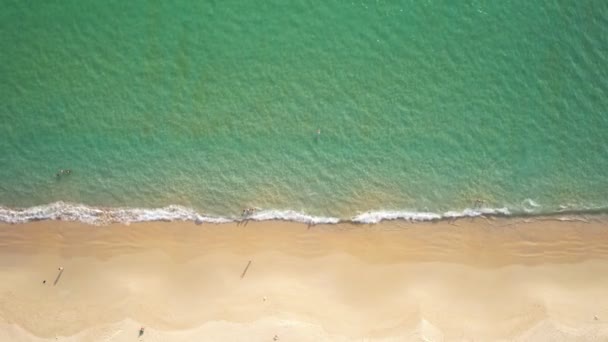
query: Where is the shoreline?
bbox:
[1,218,608,341]
[1,201,607,225]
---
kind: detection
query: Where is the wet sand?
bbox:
[1,217,608,341]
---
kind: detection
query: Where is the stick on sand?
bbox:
[53,267,64,286]
[241,260,252,279]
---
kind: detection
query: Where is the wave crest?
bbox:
[352,207,511,224]
[0,202,231,225]
[247,210,339,224]
[0,202,339,225]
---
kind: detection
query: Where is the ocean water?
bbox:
[1,0,607,223]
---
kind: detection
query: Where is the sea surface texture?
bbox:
[1,1,607,223]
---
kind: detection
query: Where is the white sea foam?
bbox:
[352,211,441,224]
[0,202,339,225]
[353,207,511,224]
[443,206,511,218]
[246,209,340,224]
[0,202,231,225]
[521,198,541,213]
[523,198,540,207]
[0,201,600,225]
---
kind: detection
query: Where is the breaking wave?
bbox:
[0,201,563,225]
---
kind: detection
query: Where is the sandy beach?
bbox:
[1,217,608,341]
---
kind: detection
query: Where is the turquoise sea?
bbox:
[1,0,607,223]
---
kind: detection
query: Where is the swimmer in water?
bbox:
[242,208,256,216]
[56,169,72,177]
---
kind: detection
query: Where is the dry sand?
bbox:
[1,217,608,341]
